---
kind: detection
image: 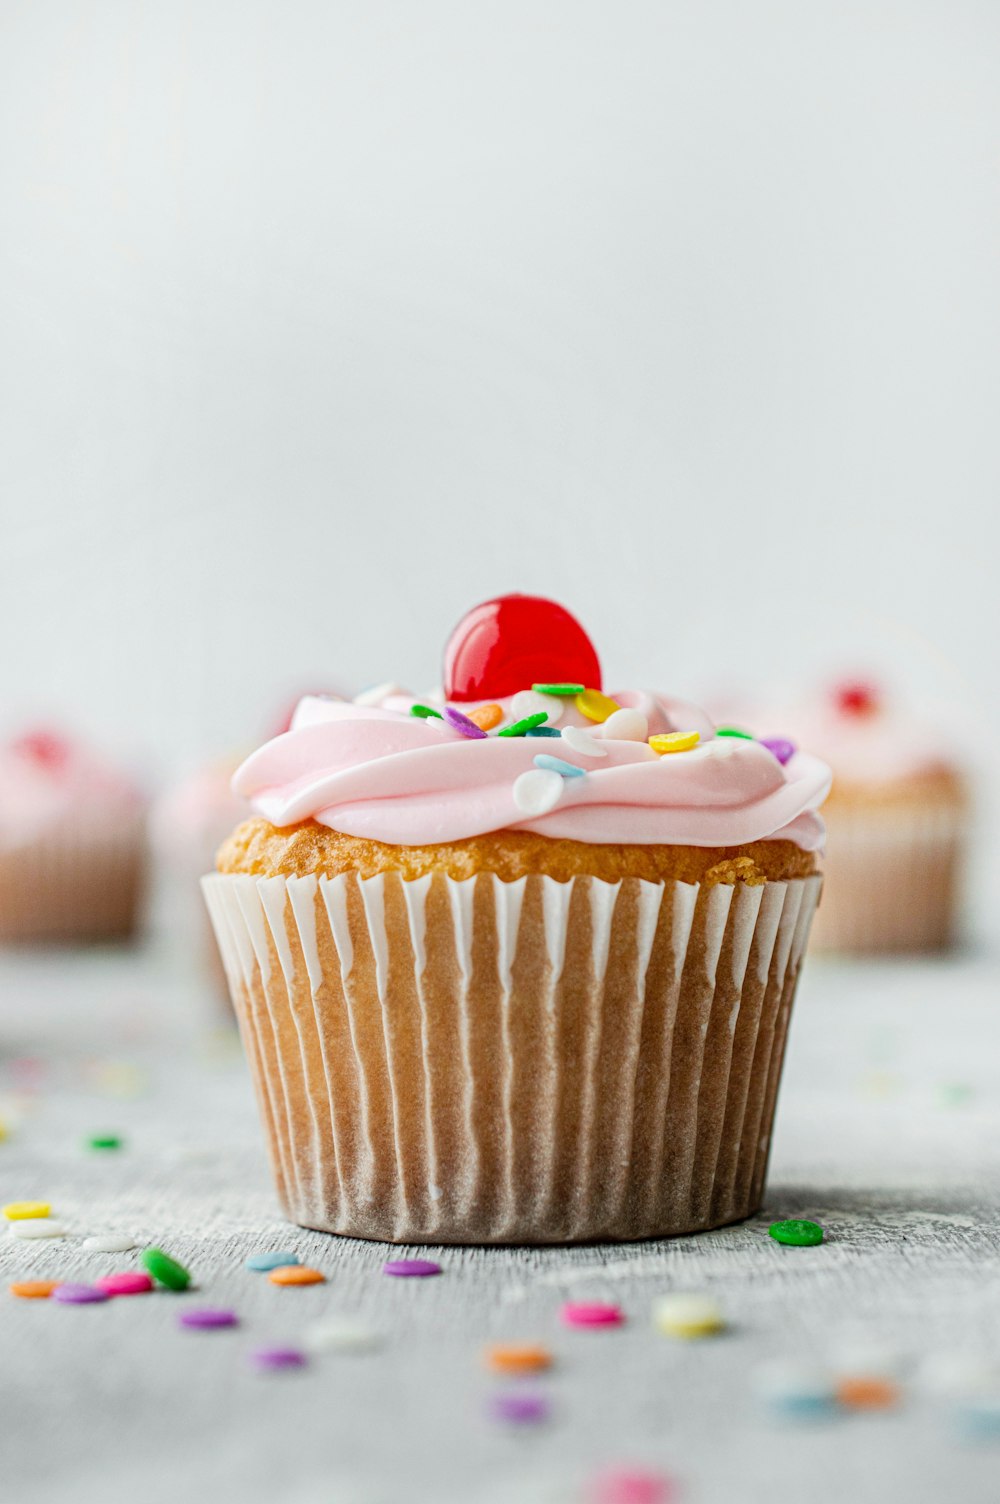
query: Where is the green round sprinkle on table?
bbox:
[531,683,585,696]
[141,1246,192,1290]
[410,704,443,720]
[715,727,754,739]
[86,1134,122,1151]
[498,713,549,737]
[769,1218,824,1247]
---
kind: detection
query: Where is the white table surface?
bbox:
[2,938,999,1504]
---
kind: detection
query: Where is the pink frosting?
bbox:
[232,690,830,851]
[0,731,146,853]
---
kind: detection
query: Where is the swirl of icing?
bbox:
[232,690,830,851]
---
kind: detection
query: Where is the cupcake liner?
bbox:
[0,813,147,943]
[809,801,965,954]
[202,868,821,1245]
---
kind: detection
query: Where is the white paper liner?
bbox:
[203,868,821,1245]
[809,801,965,954]
[0,812,147,943]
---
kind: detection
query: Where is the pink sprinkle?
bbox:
[96,1272,153,1297]
[561,1300,624,1328]
[179,1308,239,1330]
[51,1284,109,1305]
[382,1259,442,1278]
[252,1345,307,1371]
[590,1468,675,1504]
[442,706,488,739]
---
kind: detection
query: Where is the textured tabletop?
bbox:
[1,941,999,1504]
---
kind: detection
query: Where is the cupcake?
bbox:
[0,729,148,943]
[203,595,830,1245]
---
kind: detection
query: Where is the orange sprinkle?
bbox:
[10,1280,60,1299]
[467,703,503,731]
[836,1376,899,1411]
[268,1265,325,1287]
[485,1343,553,1374]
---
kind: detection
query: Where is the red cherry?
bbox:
[12,730,72,770]
[833,680,880,718]
[443,594,602,703]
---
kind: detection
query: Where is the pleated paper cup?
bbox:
[203,867,821,1245]
[0,812,147,943]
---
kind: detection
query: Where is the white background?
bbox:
[1,1,997,908]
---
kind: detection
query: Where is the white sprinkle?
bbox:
[510,689,564,726]
[560,725,607,759]
[81,1234,137,1253]
[9,1219,67,1240]
[711,738,737,758]
[304,1319,382,1355]
[599,708,648,742]
[353,682,404,706]
[513,769,564,817]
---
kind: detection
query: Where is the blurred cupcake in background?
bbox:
[0,729,148,943]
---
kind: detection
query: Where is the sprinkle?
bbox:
[499,712,548,737]
[9,1280,59,1299]
[560,725,608,758]
[252,1346,307,1371]
[443,706,488,739]
[467,703,503,731]
[0,1120,9,1141]
[245,1250,300,1273]
[769,1218,824,1247]
[179,1308,239,1330]
[140,1247,191,1291]
[715,727,753,738]
[561,1301,623,1328]
[489,1390,550,1424]
[600,708,648,742]
[753,1360,837,1420]
[3,1201,51,1221]
[96,1272,153,1297]
[575,688,620,724]
[81,1234,136,1253]
[525,726,561,737]
[512,769,564,817]
[86,1134,122,1151]
[589,1467,674,1504]
[9,1219,66,1240]
[511,689,565,725]
[485,1343,552,1374]
[531,682,584,696]
[410,703,444,719]
[269,1265,325,1286]
[649,731,699,754]
[304,1318,381,1354]
[51,1284,109,1305]
[533,754,585,778]
[382,1258,442,1278]
[759,737,796,766]
[653,1293,723,1339]
[354,682,401,706]
[954,1395,1000,1438]
[836,1376,900,1411]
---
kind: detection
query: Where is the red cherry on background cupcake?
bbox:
[833,680,880,718]
[444,594,602,703]
[12,730,72,770]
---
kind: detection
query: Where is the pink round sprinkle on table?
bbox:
[561,1300,624,1328]
[442,706,489,739]
[178,1308,239,1330]
[590,1468,674,1504]
[251,1346,307,1371]
[489,1391,550,1424]
[382,1259,442,1278]
[96,1272,153,1297]
[51,1284,109,1305]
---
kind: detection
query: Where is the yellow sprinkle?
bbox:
[653,1293,724,1339]
[575,688,620,724]
[0,1120,7,1142]
[3,1201,51,1221]
[649,731,700,755]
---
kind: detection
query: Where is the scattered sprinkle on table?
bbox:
[252,1346,307,1372]
[304,1318,381,1354]
[9,1280,59,1299]
[409,703,443,719]
[489,1390,550,1424]
[3,1201,51,1221]
[533,753,585,778]
[575,688,619,723]
[269,1265,325,1287]
[442,706,488,739]
[52,1283,109,1305]
[532,682,584,696]
[382,1259,441,1278]
[246,1250,301,1272]
[86,1134,122,1151]
[753,1359,837,1420]
[561,1301,623,1328]
[590,1467,674,1504]
[82,1234,136,1253]
[512,768,563,816]
[140,1247,191,1290]
[649,731,700,755]
[653,1293,724,1339]
[769,1218,824,1247]
[836,1375,900,1411]
[498,712,548,737]
[179,1308,239,1330]
[485,1343,552,1374]
[9,1219,66,1240]
[96,1272,153,1297]
[467,702,503,731]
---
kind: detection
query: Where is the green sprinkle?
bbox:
[499,713,549,737]
[716,727,753,739]
[141,1246,192,1290]
[410,704,443,720]
[86,1134,122,1151]
[769,1218,824,1247]
[531,683,585,696]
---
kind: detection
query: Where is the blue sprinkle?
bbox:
[525,727,562,737]
[533,754,586,778]
[245,1250,301,1272]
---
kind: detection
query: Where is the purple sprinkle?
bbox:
[442,706,488,739]
[251,1345,307,1371]
[759,736,797,766]
[382,1258,442,1278]
[179,1308,239,1330]
[490,1391,550,1424]
[51,1283,109,1305]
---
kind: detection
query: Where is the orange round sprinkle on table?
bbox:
[836,1376,899,1411]
[10,1280,59,1299]
[467,703,503,731]
[268,1265,325,1287]
[485,1343,553,1374]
